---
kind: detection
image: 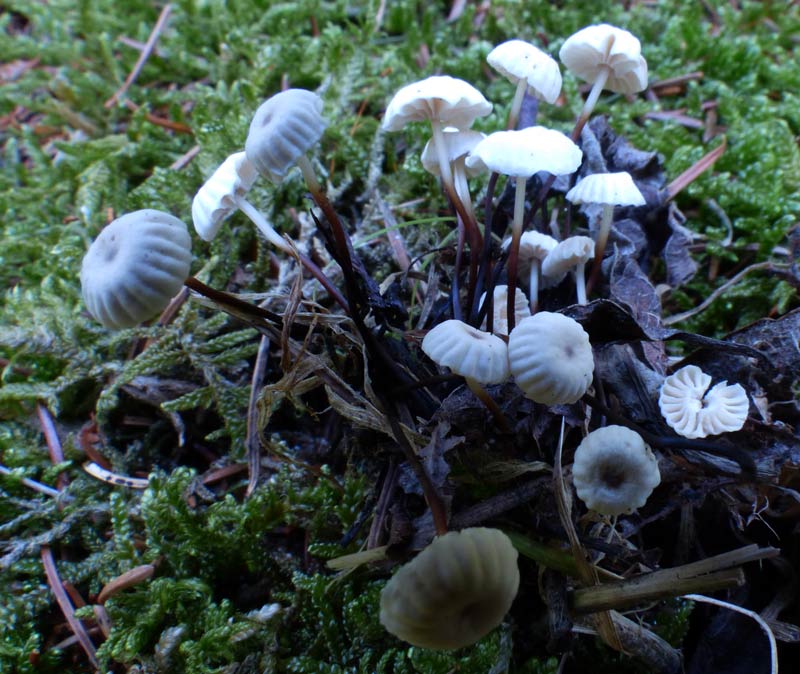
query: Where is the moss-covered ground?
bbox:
[1,1,799,672]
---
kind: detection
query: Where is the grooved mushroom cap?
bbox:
[420,128,485,177]
[510,231,559,281]
[382,76,492,131]
[659,365,749,439]
[479,285,531,337]
[192,152,258,241]
[508,312,594,404]
[422,319,510,385]
[566,172,646,207]
[487,40,563,104]
[379,527,519,650]
[245,89,328,183]
[559,24,648,95]
[541,236,595,279]
[572,425,661,516]
[466,126,583,177]
[80,210,192,329]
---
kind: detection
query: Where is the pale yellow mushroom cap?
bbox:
[191,152,258,241]
[559,24,648,95]
[479,285,531,337]
[422,319,510,385]
[659,365,749,439]
[487,39,563,104]
[508,312,594,404]
[566,172,646,207]
[379,527,520,650]
[80,210,192,329]
[382,76,492,131]
[245,89,328,183]
[572,425,661,516]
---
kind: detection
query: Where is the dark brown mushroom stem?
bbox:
[465,377,512,434]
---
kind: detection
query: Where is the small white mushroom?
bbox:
[467,127,582,328]
[80,210,192,329]
[508,312,594,405]
[191,151,258,242]
[509,231,558,311]
[487,39,562,129]
[659,364,749,439]
[572,425,661,516]
[421,128,485,225]
[383,76,491,241]
[479,285,531,336]
[559,24,648,136]
[422,319,509,386]
[379,527,520,650]
[541,235,595,305]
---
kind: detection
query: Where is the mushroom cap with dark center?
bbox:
[572,425,661,516]
[421,319,510,385]
[80,209,192,329]
[245,89,328,183]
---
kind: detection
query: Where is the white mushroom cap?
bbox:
[512,230,558,278]
[559,24,648,95]
[191,152,258,241]
[380,527,519,650]
[541,235,595,279]
[244,89,328,183]
[659,365,749,439]
[572,425,661,516]
[465,126,583,177]
[420,128,485,177]
[422,319,509,385]
[479,285,531,337]
[382,76,492,131]
[487,39,562,104]
[508,312,594,404]
[81,210,192,329]
[566,172,646,207]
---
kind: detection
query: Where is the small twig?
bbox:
[666,140,726,200]
[245,335,271,497]
[82,462,149,489]
[685,594,778,674]
[664,261,781,326]
[121,99,193,134]
[41,545,99,669]
[36,402,69,491]
[105,4,173,108]
[169,144,200,170]
[97,564,156,604]
[0,465,63,499]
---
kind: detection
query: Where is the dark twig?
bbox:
[104,4,173,108]
[245,335,271,496]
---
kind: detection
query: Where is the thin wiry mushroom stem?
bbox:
[575,261,588,305]
[585,203,614,296]
[465,378,512,434]
[528,258,541,313]
[506,175,528,333]
[571,65,610,142]
[234,193,349,311]
[507,78,528,130]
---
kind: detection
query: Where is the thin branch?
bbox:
[105,4,173,108]
[36,402,69,490]
[663,261,782,325]
[0,465,63,499]
[246,335,271,497]
[41,545,99,669]
[666,140,726,201]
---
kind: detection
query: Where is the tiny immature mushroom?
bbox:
[559,24,648,139]
[508,312,594,405]
[379,527,520,650]
[565,171,645,280]
[541,235,595,305]
[487,39,562,130]
[572,425,661,516]
[80,209,192,329]
[659,364,749,439]
[479,285,531,337]
[422,319,510,430]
